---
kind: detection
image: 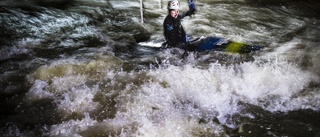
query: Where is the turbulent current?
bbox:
[1,0,320,136]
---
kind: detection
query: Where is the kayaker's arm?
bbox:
[183,0,196,17]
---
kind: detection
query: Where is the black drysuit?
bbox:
[163,7,196,49]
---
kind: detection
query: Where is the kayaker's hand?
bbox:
[188,0,196,12]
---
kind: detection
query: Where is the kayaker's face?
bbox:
[170,9,179,18]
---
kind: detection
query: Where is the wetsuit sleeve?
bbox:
[183,0,196,17]
[163,17,173,45]
[163,19,170,41]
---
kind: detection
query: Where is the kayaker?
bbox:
[162,0,196,50]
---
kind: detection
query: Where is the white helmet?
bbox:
[168,0,180,10]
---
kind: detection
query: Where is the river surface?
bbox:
[1,0,320,136]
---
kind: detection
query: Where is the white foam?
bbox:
[57,84,99,114]
[26,75,99,114]
[25,80,54,101]
[49,113,97,136]
[51,75,88,92]
[137,58,318,126]
[110,1,140,9]
[105,73,228,136]
[139,42,162,48]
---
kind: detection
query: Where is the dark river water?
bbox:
[1,0,320,136]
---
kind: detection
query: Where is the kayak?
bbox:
[139,36,263,54]
[197,36,263,53]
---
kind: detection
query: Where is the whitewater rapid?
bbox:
[1,0,320,136]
